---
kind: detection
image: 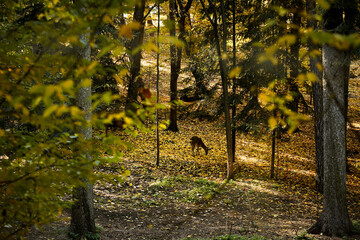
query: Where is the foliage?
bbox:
[0,0,155,238]
[352,220,360,234]
[1,0,360,238]
[69,224,103,240]
[150,176,223,203]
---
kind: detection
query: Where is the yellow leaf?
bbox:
[43,105,58,118]
[123,116,133,125]
[297,73,306,83]
[88,61,98,71]
[103,14,113,24]
[258,93,269,107]
[268,116,277,129]
[316,62,323,72]
[118,25,133,38]
[284,94,293,102]
[316,0,330,9]
[80,79,92,88]
[61,80,74,90]
[118,22,142,38]
[113,74,124,85]
[306,72,319,83]
[277,35,297,47]
[228,66,242,79]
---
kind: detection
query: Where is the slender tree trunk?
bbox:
[156,1,160,166]
[70,31,96,237]
[270,129,276,179]
[168,0,179,132]
[219,0,234,179]
[126,0,145,114]
[288,0,302,113]
[306,0,324,193]
[231,0,236,162]
[220,0,234,179]
[199,0,234,179]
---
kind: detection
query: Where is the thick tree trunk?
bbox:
[70,183,96,237]
[306,0,324,193]
[126,0,145,114]
[70,32,96,237]
[311,57,324,192]
[168,0,179,132]
[308,44,351,237]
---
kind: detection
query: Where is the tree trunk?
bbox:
[219,0,234,179]
[70,31,96,237]
[288,0,302,113]
[70,183,96,237]
[168,0,179,132]
[308,43,351,237]
[231,0,236,162]
[199,0,234,179]
[156,1,161,166]
[306,0,324,193]
[125,0,145,114]
[220,0,234,179]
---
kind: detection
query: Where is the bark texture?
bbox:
[199,0,234,179]
[308,44,351,237]
[168,0,179,132]
[70,31,96,237]
[288,0,302,113]
[306,0,324,193]
[126,0,145,114]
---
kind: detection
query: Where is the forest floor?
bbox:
[28,57,360,240]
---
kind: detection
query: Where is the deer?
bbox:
[190,136,210,155]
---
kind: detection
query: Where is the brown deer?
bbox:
[190,136,210,155]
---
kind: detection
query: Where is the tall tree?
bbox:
[288,0,303,113]
[126,0,146,113]
[167,0,193,132]
[306,0,324,193]
[156,0,161,166]
[231,0,237,162]
[199,0,234,179]
[168,0,179,132]
[70,5,96,238]
[308,1,357,236]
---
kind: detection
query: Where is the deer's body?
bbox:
[190,136,209,155]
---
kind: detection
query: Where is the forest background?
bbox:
[0,0,360,239]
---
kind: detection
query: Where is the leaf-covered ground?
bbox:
[28,60,360,240]
[28,118,360,240]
